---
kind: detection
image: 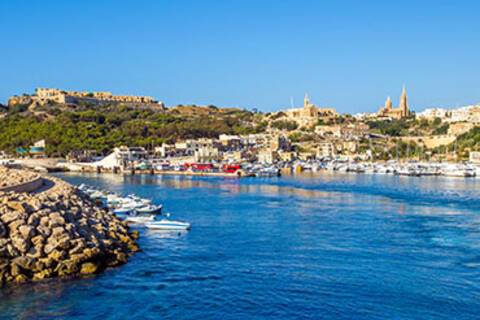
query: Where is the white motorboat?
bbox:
[120,195,151,207]
[442,164,476,177]
[105,194,124,207]
[114,198,151,212]
[125,215,155,224]
[89,190,106,200]
[145,219,191,231]
[256,166,280,177]
[135,204,163,214]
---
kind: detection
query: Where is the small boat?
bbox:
[145,219,191,231]
[113,198,150,212]
[135,204,163,214]
[89,190,106,200]
[125,215,155,224]
[125,194,151,205]
[256,166,281,177]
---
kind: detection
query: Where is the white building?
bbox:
[469,151,480,164]
[257,149,278,164]
[91,146,148,169]
[194,146,219,162]
[416,108,450,121]
[449,105,480,123]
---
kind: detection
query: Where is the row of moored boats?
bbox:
[323,161,477,177]
[290,161,479,177]
[78,184,191,231]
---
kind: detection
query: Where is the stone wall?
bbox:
[400,135,457,149]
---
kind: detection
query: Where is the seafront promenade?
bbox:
[4,156,480,179]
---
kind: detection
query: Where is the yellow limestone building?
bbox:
[284,94,337,126]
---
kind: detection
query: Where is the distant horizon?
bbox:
[1,1,479,113]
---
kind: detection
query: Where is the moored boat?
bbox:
[442,165,476,177]
[145,219,191,231]
[114,207,134,215]
[125,215,155,224]
[135,204,163,214]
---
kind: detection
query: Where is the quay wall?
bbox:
[68,164,246,178]
[0,176,43,193]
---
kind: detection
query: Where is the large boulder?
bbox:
[80,262,98,275]
[11,256,35,271]
[1,211,25,224]
[18,225,35,241]
[11,235,30,254]
[8,219,26,235]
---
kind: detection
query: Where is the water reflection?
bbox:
[60,172,480,210]
[146,230,189,239]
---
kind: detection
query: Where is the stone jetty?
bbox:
[0,167,139,286]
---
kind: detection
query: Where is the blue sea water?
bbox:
[2,172,480,319]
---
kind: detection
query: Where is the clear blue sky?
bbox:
[1,0,479,113]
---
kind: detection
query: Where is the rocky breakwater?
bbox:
[0,170,139,287]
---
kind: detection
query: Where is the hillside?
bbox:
[446,126,480,158]
[0,103,265,156]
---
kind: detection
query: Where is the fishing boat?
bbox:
[145,219,191,231]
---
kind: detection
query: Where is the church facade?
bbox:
[377,87,410,119]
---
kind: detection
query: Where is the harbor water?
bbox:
[2,172,480,319]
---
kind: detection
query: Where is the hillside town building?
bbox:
[449,105,480,123]
[416,108,450,121]
[283,94,337,126]
[8,88,165,109]
[416,105,480,123]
